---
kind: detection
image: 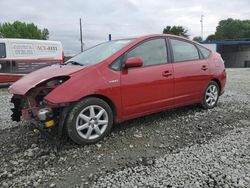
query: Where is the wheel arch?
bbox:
[211,78,221,94]
[80,94,117,123]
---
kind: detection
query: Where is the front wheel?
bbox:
[201,81,220,109]
[65,97,113,145]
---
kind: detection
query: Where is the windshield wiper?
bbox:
[62,61,83,66]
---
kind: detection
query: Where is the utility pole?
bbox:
[200,15,204,41]
[80,18,83,52]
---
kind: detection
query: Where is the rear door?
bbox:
[121,38,174,119]
[169,38,212,105]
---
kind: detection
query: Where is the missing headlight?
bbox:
[34,76,70,105]
[46,79,64,86]
[45,76,70,87]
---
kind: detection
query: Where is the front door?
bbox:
[121,38,174,119]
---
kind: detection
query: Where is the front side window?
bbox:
[170,38,199,62]
[127,38,168,67]
[0,43,6,58]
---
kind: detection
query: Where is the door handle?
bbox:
[201,65,208,71]
[162,70,172,77]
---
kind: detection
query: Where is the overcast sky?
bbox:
[1,0,250,55]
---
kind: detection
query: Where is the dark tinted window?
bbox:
[197,45,211,59]
[0,61,11,73]
[0,43,6,58]
[170,39,199,62]
[127,38,167,67]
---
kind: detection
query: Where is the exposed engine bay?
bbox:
[10,76,70,132]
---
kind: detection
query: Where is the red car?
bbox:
[9,34,226,145]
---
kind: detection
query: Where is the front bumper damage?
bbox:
[10,83,70,137]
[11,95,57,133]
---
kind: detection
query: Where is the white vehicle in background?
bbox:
[0,38,64,83]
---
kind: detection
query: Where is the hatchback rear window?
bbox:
[0,43,6,58]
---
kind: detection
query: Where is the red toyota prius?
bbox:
[9,34,226,145]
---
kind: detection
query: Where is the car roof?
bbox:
[113,34,207,48]
[135,34,211,51]
[114,34,188,41]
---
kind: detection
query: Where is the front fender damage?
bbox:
[10,77,71,137]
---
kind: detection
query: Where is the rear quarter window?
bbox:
[0,43,6,58]
[197,45,211,59]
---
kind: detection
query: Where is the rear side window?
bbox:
[127,38,168,67]
[0,43,6,58]
[170,38,199,62]
[197,45,211,59]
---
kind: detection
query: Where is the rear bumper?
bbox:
[219,69,227,96]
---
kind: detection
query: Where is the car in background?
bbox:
[0,38,63,83]
[8,34,226,145]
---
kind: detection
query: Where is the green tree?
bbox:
[0,21,49,40]
[163,26,189,38]
[193,36,202,42]
[206,18,250,41]
[206,34,218,41]
[42,28,49,40]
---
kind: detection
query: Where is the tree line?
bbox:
[163,18,250,42]
[0,21,49,40]
[1,18,250,42]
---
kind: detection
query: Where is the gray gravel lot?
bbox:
[0,89,16,130]
[0,68,249,188]
[92,126,250,188]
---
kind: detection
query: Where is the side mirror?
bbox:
[124,57,143,68]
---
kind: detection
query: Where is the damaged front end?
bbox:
[10,76,70,135]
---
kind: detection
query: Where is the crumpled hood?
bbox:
[9,64,85,95]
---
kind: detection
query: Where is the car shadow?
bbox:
[111,104,203,133]
[46,104,206,151]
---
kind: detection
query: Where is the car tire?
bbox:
[65,97,113,145]
[201,81,220,109]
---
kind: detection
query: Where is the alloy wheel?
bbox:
[205,84,218,107]
[76,105,108,140]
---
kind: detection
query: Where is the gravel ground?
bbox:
[92,126,250,188]
[0,88,16,130]
[0,68,249,188]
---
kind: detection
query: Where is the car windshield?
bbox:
[66,39,133,65]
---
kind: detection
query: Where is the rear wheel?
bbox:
[201,81,219,109]
[65,97,113,145]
